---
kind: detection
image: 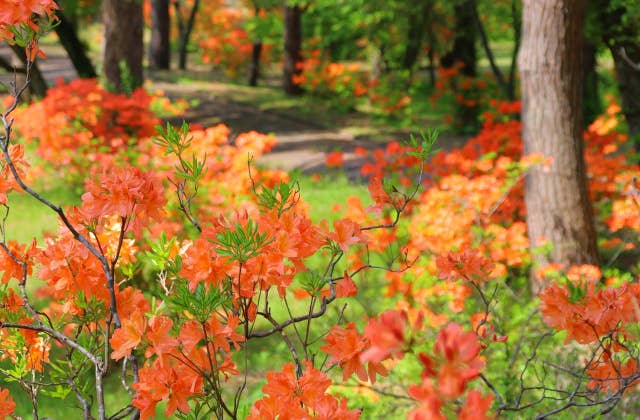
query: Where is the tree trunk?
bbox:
[597,0,640,149]
[175,0,200,71]
[611,44,640,146]
[149,0,171,70]
[283,4,303,95]
[102,0,143,92]
[518,0,599,292]
[440,0,478,131]
[248,41,263,86]
[10,45,47,98]
[582,40,601,127]
[54,5,97,78]
[402,3,430,72]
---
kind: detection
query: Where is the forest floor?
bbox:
[0,43,466,179]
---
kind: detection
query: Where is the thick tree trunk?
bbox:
[440,0,477,131]
[283,4,303,95]
[54,6,97,78]
[102,0,143,92]
[518,0,599,292]
[149,0,171,70]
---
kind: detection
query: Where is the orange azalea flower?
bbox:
[587,353,640,393]
[249,360,360,419]
[110,310,147,360]
[436,246,495,285]
[81,165,165,233]
[408,378,445,420]
[361,310,407,364]
[144,316,179,363]
[329,218,368,252]
[0,240,35,284]
[335,271,358,298]
[25,336,50,372]
[322,323,387,383]
[2,288,23,312]
[459,390,494,419]
[433,323,485,399]
[0,0,57,33]
[326,151,344,167]
[0,387,15,419]
[133,360,200,420]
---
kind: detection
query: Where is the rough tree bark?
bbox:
[283,4,303,95]
[53,3,97,78]
[102,0,143,92]
[518,0,599,292]
[149,0,171,69]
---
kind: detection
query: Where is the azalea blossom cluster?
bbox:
[539,265,640,393]
[4,9,640,418]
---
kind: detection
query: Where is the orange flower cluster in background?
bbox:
[11,79,173,177]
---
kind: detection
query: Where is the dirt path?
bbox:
[0,44,458,178]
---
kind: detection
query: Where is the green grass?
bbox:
[295,171,370,223]
[6,185,80,244]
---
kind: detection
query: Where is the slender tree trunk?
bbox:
[175,0,200,71]
[283,4,303,95]
[440,0,477,131]
[582,40,601,127]
[249,41,263,86]
[10,45,47,98]
[149,0,171,69]
[598,0,640,149]
[611,44,640,146]
[402,2,430,73]
[53,5,97,78]
[518,0,599,292]
[102,0,143,92]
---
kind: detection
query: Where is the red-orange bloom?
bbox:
[249,360,360,419]
[144,315,179,363]
[433,323,485,398]
[361,310,407,364]
[436,246,495,284]
[81,165,165,233]
[326,151,345,167]
[459,390,494,419]
[0,387,16,419]
[330,218,368,252]
[110,310,147,360]
[322,323,388,383]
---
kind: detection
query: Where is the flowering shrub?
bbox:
[3,10,640,420]
[293,49,412,115]
[10,78,187,181]
[195,0,279,78]
[293,49,371,111]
